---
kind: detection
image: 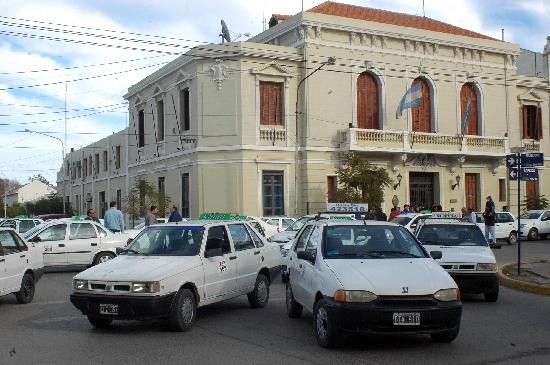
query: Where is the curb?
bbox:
[498,261,550,295]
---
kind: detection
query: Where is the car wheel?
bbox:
[93,252,115,265]
[508,232,517,245]
[286,283,303,318]
[431,326,460,343]
[168,288,196,332]
[527,228,539,241]
[87,315,112,328]
[484,282,499,302]
[15,272,35,304]
[313,299,338,348]
[247,274,270,308]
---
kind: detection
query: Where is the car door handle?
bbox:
[254,250,260,255]
[91,242,98,246]
[20,254,26,258]
[229,256,237,260]
[0,258,4,262]
[58,244,65,247]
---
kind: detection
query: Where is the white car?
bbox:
[475,212,518,244]
[285,220,461,347]
[24,219,127,267]
[416,216,499,302]
[0,218,44,234]
[0,228,44,304]
[390,213,432,233]
[246,216,276,238]
[70,221,281,330]
[519,210,550,240]
[262,217,296,236]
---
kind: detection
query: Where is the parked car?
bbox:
[24,219,127,267]
[475,211,518,244]
[262,217,296,235]
[70,220,281,330]
[390,213,432,233]
[0,228,44,304]
[0,218,44,234]
[519,210,550,240]
[38,214,70,221]
[285,219,461,347]
[246,216,275,238]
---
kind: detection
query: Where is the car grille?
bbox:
[441,263,476,270]
[89,281,131,292]
[376,295,436,308]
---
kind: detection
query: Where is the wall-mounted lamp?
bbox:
[451,175,461,190]
[393,173,403,190]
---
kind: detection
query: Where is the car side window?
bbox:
[266,219,278,226]
[0,230,22,254]
[70,223,98,240]
[246,225,264,248]
[305,226,321,252]
[541,212,550,221]
[248,221,265,237]
[37,224,67,242]
[228,224,255,251]
[19,220,34,233]
[206,226,231,254]
[295,225,314,251]
[10,231,28,251]
[96,225,108,237]
[282,219,294,228]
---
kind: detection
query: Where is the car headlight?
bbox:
[334,290,377,303]
[477,263,497,271]
[131,282,160,293]
[434,288,460,302]
[73,279,88,290]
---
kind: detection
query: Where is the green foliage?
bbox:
[6,203,26,218]
[29,174,50,186]
[123,179,171,225]
[335,152,392,208]
[25,193,73,215]
[523,194,549,211]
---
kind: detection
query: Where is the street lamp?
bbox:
[294,56,336,214]
[23,129,66,215]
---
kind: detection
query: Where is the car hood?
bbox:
[422,245,495,264]
[75,255,202,281]
[270,230,297,243]
[324,258,455,296]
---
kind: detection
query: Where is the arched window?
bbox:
[357,72,380,129]
[460,83,479,135]
[411,77,431,132]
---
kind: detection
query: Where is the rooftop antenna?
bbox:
[220,19,231,44]
[422,0,425,17]
[501,28,505,41]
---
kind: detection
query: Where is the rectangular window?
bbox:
[180,88,190,131]
[88,158,92,177]
[83,158,87,177]
[99,191,106,218]
[115,146,121,169]
[522,105,542,140]
[158,176,165,194]
[157,100,164,142]
[77,161,81,178]
[138,109,145,148]
[116,189,122,211]
[103,150,108,172]
[66,161,70,176]
[327,176,337,203]
[262,171,284,216]
[498,178,506,202]
[260,82,283,126]
[94,154,100,174]
[182,173,190,218]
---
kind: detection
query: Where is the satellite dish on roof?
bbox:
[220,19,231,43]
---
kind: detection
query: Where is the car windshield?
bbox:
[520,211,542,219]
[390,216,412,226]
[287,217,311,231]
[323,225,426,259]
[417,224,487,246]
[123,226,204,256]
[23,223,48,239]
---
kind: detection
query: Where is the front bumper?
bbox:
[70,292,176,320]
[448,272,498,294]
[324,296,462,336]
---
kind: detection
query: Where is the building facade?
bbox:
[57,2,550,219]
[6,179,57,207]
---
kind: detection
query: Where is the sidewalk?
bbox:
[499,260,550,295]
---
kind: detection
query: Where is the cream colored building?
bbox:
[5,179,57,207]
[57,2,550,218]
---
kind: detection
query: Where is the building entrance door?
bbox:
[465,173,479,211]
[409,172,434,209]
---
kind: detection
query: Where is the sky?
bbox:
[0,0,548,186]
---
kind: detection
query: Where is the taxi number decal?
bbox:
[218,259,227,272]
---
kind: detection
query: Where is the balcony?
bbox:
[340,128,509,156]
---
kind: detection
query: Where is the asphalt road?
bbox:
[1,241,550,365]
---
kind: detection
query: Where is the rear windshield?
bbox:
[417,224,487,246]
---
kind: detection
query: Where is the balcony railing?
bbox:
[341,128,509,155]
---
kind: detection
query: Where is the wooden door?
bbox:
[460,83,479,135]
[465,173,479,211]
[411,78,431,133]
[357,72,379,129]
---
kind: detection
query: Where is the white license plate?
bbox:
[99,304,118,315]
[393,312,420,326]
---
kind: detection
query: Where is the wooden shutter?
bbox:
[327,176,337,203]
[526,181,537,202]
[411,78,431,132]
[357,73,379,129]
[522,106,528,139]
[460,83,479,135]
[537,107,543,140]
[260,82,283,126]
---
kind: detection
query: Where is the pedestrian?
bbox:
[486,196,496,212]
[467,208,477,224]
[502,205,509,212]
[145,205,159,226]
[85,208,100,223]
[389,207,400,221]
[402,204,411,214]
[483,197,496,243]
[168,206,183,222]
[461,207,467,219]
[374,207,387,221]
[104,201,124,233]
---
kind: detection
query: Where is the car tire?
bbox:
[247,274,270,308]
[15,272,35,304]
[87,315,112,328]
[431,326,460,343]
[527,228,539,241]
[286,283,303,318]
[508,232,517,245]
[168,288,196,332]
[484,282,500,302]
[93,252,115,265]
[313,299,338,348]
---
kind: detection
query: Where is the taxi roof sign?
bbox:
[430,212,462,219]
[199,213,248,221]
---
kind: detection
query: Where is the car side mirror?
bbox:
[205,247,223,258]
[297,250,316,264]
[31,236,41,243]
[430,250,442,260]
[489,243,502,249]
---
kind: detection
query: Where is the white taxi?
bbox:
[0,218,44,234]
[519,210,550,240]
[475,211,518,244]
[70,221,281,330]
[0,228,44,304]
[390,213,432,233]
[24,219,127,267]
[286,220,461,347]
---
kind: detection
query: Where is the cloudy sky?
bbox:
[0,0,548,185]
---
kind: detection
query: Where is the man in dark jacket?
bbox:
[85,209,100,223]
[168,206,183,222]
[483,196,496,243]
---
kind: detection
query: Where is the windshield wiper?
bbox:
[366,250,421,258]
[420,240,442,245]
[121,248,143,255]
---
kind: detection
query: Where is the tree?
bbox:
[123,179,171,227]
[29,174,50,186]
[523,194,549,211]
[334,152,392,208]
[25,193,73,216]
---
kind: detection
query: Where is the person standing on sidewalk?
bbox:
[483,196,496,243]
[104,201,124,233]
[145,206,159,227]
[168,206,183,222]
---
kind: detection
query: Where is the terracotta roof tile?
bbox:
[308,1,497,41]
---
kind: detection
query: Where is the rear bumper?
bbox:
[449,273,498,294]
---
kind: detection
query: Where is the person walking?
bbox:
[145,205,159,226]
[483,196,496,243]
[168,206,183,222]
[467,208,477,223]
[85,208,100,223]
[104,201,124,233]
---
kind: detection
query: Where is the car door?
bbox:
[228,223,259,291]
[68,222,99,265]
[495,213,513,239]
[202,225,237,300]
[0,230,26,292]
[289,224,315,303]
[35,223,68,266]
[299,225,323,307]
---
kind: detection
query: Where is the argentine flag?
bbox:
[396,83,422,118]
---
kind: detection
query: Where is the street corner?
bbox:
[499,260,550,295]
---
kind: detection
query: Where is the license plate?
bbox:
[393,312,420,326]
[99,304,118,315]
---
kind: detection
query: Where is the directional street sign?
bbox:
[508,169,518,180]
[506,154,519,168]
[521,153,544,167]
[520,167,539,181]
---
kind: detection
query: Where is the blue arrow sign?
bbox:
[506,154,519,168]
[508,169,518,180]
[520,167,539,181]
[521,153,544,167]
